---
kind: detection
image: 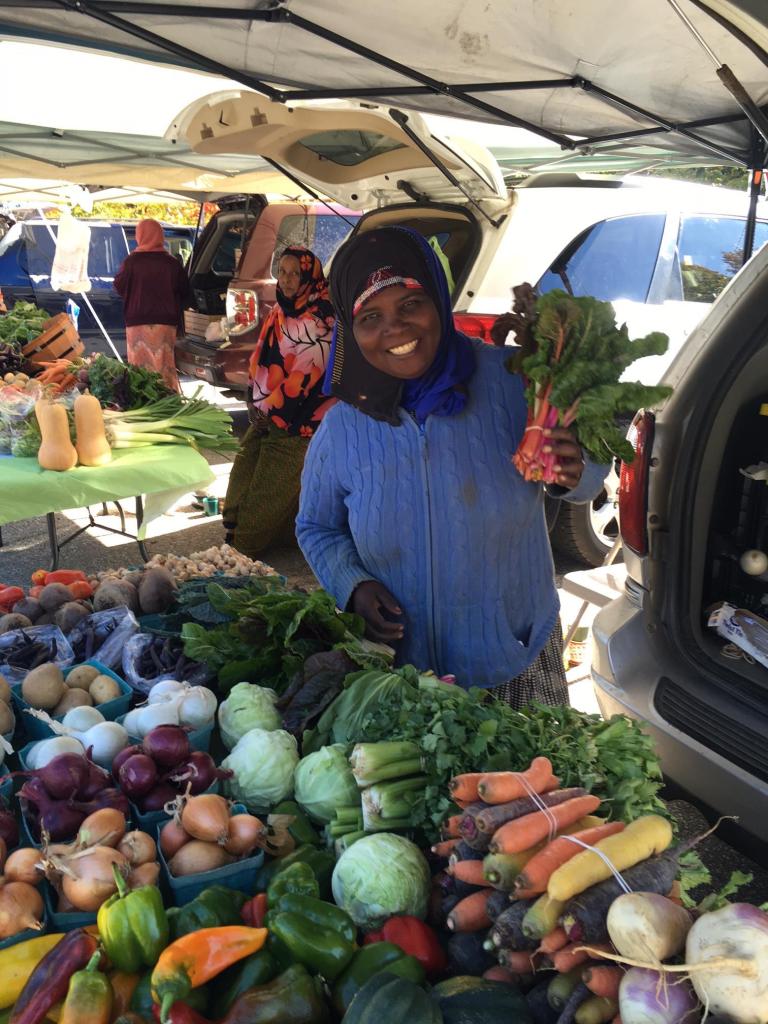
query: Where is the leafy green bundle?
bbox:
[182,580,391,694]
[85,354,173,410]
[509,289,673,480]
[330,671,666,841]
[0,301,49,345]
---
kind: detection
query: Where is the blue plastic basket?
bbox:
[43,883,95,933]
[12,660,132,741]
[158,804,263,906]
[0,776,12,805]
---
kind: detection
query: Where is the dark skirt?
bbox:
[492,620,569,709]
[223,418,309,558]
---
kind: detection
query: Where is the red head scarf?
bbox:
[135,219,166,253]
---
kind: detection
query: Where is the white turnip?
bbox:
[608,892,692,962]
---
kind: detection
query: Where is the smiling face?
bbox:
[277,254,302,299]
[352,284,442,379]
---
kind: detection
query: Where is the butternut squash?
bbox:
[74,393,112,467]
[35,400,77,472]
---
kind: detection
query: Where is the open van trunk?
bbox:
[186,198,265,317]
[644,267,768,787]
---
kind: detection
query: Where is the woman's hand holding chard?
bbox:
[542,427,585,490]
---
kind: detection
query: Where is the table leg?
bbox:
[46,513,60,571]
[134,496,150,563]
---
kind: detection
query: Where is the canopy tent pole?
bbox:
[37,207,124,362]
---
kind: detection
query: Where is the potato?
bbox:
[0,613,33,634]
[54,602,91,635]
[52,688,93,717]
[89,675,121,704]
[66,665,100,691]
[137,567,177,615]
[22,663,66,710]
[0,675,11,705]
[0,700,15,736]
[38,583,75,613]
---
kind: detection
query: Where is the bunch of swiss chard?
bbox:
[506,286,672,482]
[83,354,173,410]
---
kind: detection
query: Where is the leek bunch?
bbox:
[103,392,238,454]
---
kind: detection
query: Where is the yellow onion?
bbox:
[159,819,191,860]
[180,794,230,845]
[223,814,264,857]
[4,847,44,886]
[57,846,128,911]
[118,831,157,866]
[76,808,127,849]
[128,862,161,889]
[0,882,45,938]
[168,841,234,877]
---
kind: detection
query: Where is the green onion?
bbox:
[350,741,422,787]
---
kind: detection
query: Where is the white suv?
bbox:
[172,94,768,564]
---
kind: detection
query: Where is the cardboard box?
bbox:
[184,309,222,337]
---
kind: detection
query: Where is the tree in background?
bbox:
[44,199,219,225]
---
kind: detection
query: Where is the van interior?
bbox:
[187,201,265,315]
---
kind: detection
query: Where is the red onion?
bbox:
[18,779,85,842]
[118,754,157,799]
[167,752,232,795]
[70,788,130,818]
[142,726,191,768]
[0,797,19,849]
[112,744,143,778]
[139,781,177,812]
[38,753,89,800]
[77,755,112,801]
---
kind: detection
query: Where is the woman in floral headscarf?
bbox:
[223,246,336,557]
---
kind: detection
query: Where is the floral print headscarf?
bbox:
[248,246,336,437]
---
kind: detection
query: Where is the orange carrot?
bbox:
[431,839,459,857]
[490,795,601,855]
[538,926,569,955]
[552,942,612,973]
[449,773,484,803]
[477,756,554,804]
[513,821,626,897]
[498,949,539,974]
[442,815,463,839]
[583,965,622,1001]
[446,889,495,932]
[449,860,487,886]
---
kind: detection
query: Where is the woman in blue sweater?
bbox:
[296,227,606,706]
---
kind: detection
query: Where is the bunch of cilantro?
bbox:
[181,580,385,694]
[355,679,666,841]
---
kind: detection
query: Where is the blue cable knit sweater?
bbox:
[296,341,607,688]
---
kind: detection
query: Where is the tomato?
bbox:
[68,580,94,600]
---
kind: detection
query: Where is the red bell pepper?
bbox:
[45,570,87,586]
[241,893,268,929]
[363,917,446,977]
[0,586,25,609]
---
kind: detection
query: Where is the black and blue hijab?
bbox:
[325,226,476,425]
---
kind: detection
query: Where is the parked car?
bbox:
[592,242,768,848]
[174,93,768,565]
[174,198,359,391]
[0,217,195,336]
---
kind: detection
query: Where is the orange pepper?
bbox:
[108,972,140,1022]
[150,927,267,1024]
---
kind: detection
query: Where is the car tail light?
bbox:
[226,288,259,336]
[453,312,499,345]
[618,410,655,556]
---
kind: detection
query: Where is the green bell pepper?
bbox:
[211,948,280,1015]
[219,964,329,1024]
[272,801,322,847]
[270,893,357,945]
[96,866,168,974]
[130,973,209,1018]
[266,862,320,906]
[166,886,247,941]
[331,942,426,1016]
[255,845,335,899]
[270,912,356,982]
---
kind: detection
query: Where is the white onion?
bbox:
[62,706,105,732]
[148,680,185,704]
[739,549,768,576]
[27,736,85,770]
[178,687,217,729]
[121,708,142,737]
[135,700,180,736]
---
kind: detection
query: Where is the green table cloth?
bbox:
[0,446,215,538]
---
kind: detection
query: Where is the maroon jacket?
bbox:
[114,251,192,331]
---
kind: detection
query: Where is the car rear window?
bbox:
[677,215,768,303]
[538,214,666,303]
[271,213,359,276]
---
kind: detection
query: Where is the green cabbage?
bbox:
[222,728,298,809]
[218,682,281,749]
[294,744,360,823]
[331,833,431,929]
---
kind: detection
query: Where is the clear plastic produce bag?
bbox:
[67,607,140,669]
[122,632,213,696]
[0,625,74,684]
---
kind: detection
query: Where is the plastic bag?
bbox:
[0,625,74,685]
[51,213,91,293]
[122,632,213,696]
[67,607,140,669]
[0,383,42,456]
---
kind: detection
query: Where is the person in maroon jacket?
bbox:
[114,219,192,391]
